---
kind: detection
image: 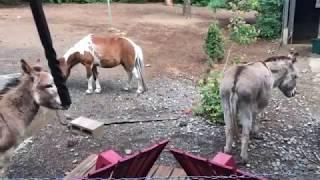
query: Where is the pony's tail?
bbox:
[134,45,147,91]
[229,91,239,139]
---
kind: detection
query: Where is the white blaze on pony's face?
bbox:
[20,59,62,109]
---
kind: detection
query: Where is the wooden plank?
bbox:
[288,0,296,43]
[171,168,187,177]
[69,116,104,138]
[147,164,159,177]
[281,0,289,45]
[64,154,98,180]
[153,165,174,177]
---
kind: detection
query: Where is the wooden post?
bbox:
[183,0,191,18]
[107,0,112,25]
[288,0,296,44]
[281,0,289,45]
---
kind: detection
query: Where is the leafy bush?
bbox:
[228,16,259,45]
[226,0,259,11]
[256,0,282,39]
[208,0,226,12]
[193,0,211,6]
[194,71,224,124]
[115,0,146,3]
[204,22,225,66]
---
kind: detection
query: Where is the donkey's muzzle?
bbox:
[283,87,296,97]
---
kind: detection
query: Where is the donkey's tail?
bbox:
[229,91,239,139]
[134,44,147,91]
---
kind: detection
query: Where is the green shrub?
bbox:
[193,0,211,6]
[204,22,225,66]
[228,16,259,45]
[226,0,259,11]
[256,0,282,39]
[194,71,224,124]
[208,0,227,12]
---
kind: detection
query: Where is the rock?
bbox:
[67,138,78,147]
[179,121,188,127]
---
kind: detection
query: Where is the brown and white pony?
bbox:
[58,34,147,94]
[0,59,62,175]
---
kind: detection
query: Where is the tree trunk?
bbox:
[183,0,191,18]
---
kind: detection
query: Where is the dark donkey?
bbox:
[220,52,299,163]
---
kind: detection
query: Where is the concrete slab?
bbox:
[309,57,320,73]
[69,116,104,138]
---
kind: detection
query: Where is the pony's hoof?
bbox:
[85,89,93,94]
[94,89,101,94]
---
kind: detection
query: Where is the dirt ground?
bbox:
[0,2,320,179]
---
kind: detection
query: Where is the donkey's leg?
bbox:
[92,65,101,93]
[85,65,94,94]
[239,105,253,163]
[251,111,264,140]
[222,99,234,154]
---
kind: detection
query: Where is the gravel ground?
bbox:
[0,3,319,179]
[7,57,320,179]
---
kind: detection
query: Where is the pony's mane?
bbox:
[264,56,292,62]
[0,77,21,100]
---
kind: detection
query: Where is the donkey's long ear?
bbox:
[20,59,33,74]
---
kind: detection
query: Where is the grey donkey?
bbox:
[220,52,299,163]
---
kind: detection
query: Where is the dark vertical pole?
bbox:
[29,0,71,109]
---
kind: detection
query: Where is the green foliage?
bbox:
[232,56,241,64]
[226,0,259,11]
[44,0,107,3]
[193,0,211,6]
[113,0,147,3]
[194,71,224,124]
[204,22,225,66]
[256,0,282,39]
[208,0,227,12]
[228,16,259,45]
